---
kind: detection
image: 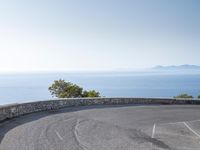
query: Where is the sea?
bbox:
[0,71,200,105]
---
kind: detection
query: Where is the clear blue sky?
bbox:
[0,0,200,72]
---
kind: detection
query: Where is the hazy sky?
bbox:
[0,0,200,72]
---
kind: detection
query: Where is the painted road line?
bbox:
[160,121,184,125]
[188,119,200,123]
[55,130,64,141]
[151,124,156,148]
[160,119,200,126]
[183,122,200,138]
[152,124,156,138]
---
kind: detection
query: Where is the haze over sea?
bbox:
[0,70,200,105]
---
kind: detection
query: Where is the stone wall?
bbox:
[0,98,200,122]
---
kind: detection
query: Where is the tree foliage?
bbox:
[174,93,193,99]
[49,79,100,98]
[198,95,200,99]
[82,90,100,97]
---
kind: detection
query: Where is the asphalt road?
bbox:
[1,105,200,150]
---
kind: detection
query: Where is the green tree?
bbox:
[174,93,193,99]
[48,79,83,98]
[82,90,100,97]
[48,79,100,98]
[198,95,200,99]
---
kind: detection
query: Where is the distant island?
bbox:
[115,64,200,73]
[146,64,200,75]
[153,64,200,70]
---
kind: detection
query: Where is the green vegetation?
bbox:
[48,79,100,98]
[174,93,193,99]
[82,90,100,97]
[198,95,200,99]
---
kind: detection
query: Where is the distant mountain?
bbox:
[153,65,200,70]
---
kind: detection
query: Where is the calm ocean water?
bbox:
[0,72,200,105]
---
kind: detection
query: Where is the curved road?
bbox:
[1,105,200,150]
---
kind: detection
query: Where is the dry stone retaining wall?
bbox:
[0,98,200,122]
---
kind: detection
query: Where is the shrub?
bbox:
[174,93,193,99]
[82,90,100,97]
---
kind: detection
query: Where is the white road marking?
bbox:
[160,119,200,126]
[183,122,200,138]
[55,130,63,141]
[151,124,156,148]
[152,124,156,138]
[188,119,200,123]
[160,121,184,125]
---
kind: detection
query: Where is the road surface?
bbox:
[1,105,200,150]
